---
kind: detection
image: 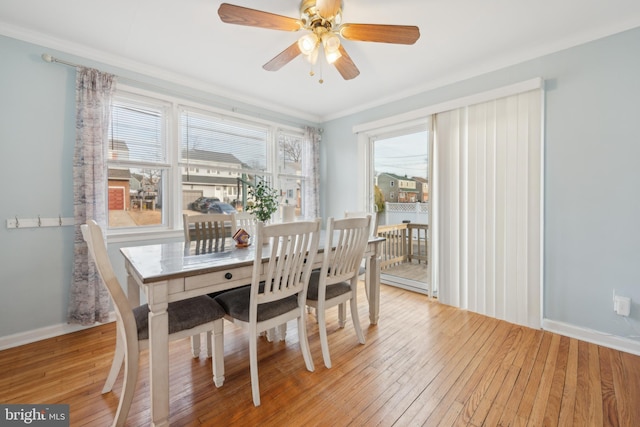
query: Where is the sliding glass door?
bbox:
[369,124,432,295]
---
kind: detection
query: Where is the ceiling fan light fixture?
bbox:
[298,33,319,55]
[219,1,420,82]
[321,32,341,53]
[306,45,320,64]
[325,48,342,64]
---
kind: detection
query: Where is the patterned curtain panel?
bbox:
[67,67,115,325]
[302,126,321,219]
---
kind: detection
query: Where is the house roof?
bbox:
[379,172,414,181]
[182,149,243,166]
[108,168,131,181]
[182,175,240,186]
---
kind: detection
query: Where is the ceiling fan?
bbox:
[217,0,420,82]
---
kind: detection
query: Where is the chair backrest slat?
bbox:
[344,211,378,236]
[231,211,257,238]
[184,213,234,253]
[253,220,321,306]
[323,216,372,286]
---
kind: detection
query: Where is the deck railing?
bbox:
[376,223,429,270]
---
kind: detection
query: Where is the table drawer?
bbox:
[184,265,257,292]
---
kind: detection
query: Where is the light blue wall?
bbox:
[2,26,640,345]
[0,38,77,335]
[0,35,316,338]
[321,27,640,342]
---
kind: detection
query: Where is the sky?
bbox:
[374,130,429,179]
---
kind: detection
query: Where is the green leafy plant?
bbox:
[246,178,279,222]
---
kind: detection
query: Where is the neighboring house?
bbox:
[107,140,131,210]
[181,149,245,205]
[413,177,429,202]
[377,173,420,203]
[107,168,131,210]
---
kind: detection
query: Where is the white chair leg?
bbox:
[350,294,365,345]
[212,320,225,387]
[338,302,347,328]
[316,307,332,369]
[275,323,287,341]
[113,346,138,427]
[250,326,261,407]
[205,331,213,358]
[363,257,371,302]
[190,333,201,358]
[264,328,275,342]
[103,327,125,393]
[299,311,315,372]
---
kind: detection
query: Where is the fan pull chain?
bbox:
[318,58,324,84]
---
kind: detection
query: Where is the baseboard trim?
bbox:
[0,313,116,351]
[543,319,640,356]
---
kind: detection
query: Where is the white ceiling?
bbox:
[2,0,640,122]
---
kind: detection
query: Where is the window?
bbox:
[180,107,269,210]
[277,130,309,218]
[105,85,314,236]
[107,94,169,229]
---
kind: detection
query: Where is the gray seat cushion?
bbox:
[214,284,298,322]
[133,295,226,340]
[306,270,351,301]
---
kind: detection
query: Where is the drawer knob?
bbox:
[224,272,233,280]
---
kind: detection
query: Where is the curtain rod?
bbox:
[41,53,82,68]
[40,52,319,127]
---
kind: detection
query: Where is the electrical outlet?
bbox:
[614,295,631,317]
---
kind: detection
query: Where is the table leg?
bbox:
[367,250,381,325]
[127,270,140,308]
[147,281,170,427]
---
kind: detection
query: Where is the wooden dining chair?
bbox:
[183,213,235,254]
[182,212,237,356]
[344,210,378,236]
[231,211,257,240]
[214,219,321,406]
[307,215,371,368]
[344,211,378,300]
[82,220,226,427]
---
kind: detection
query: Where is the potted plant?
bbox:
[246,178,279,223]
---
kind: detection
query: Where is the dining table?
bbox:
[120,232,385,427]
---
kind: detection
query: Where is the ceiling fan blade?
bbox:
[333,45,360,80]
[316,0,342,19]
[263,42,302,71]
[218,3,303,31]
[340,23,420,45]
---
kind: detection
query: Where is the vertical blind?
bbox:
[435,89,542,328]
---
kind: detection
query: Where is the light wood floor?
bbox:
[1,284,639,426]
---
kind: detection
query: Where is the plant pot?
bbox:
[281,205,295,223]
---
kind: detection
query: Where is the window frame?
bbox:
[107,84,308,242]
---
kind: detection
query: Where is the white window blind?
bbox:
[180,108,268,173]
[109,101,166,165]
